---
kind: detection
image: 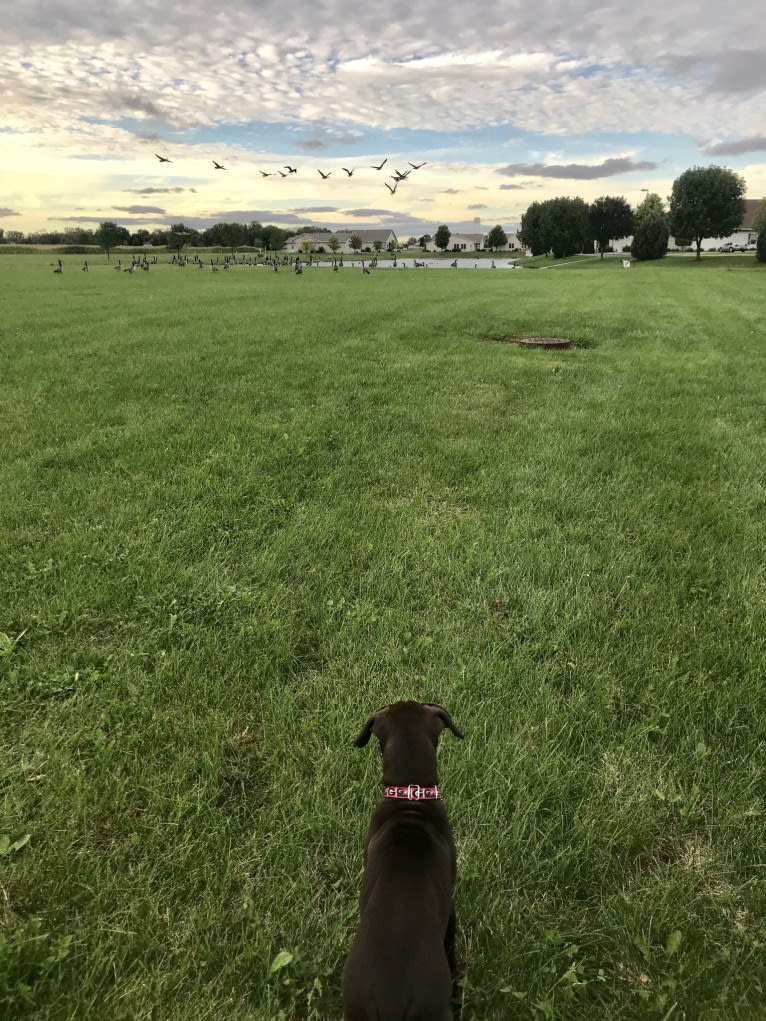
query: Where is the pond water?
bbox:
[316,258,520,271]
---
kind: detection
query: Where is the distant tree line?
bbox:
[0,221,299,251]
[518,165,754,262]
[3,166,762,264]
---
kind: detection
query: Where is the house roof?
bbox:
[742,198,765,230]
[286,229,397,244]
[285,232,334,244]
[339,229,397,242]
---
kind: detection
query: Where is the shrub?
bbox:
[757,230,766,263]
[631,213,669,261]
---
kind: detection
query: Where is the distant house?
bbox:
[284,229,398,253]
[425,232,484,252]
[454,233,485,252]
[685,198,764,251]
[592,199,763,255]
[633,197,764,251]
[487,232,521,251]
[284,232,334,252]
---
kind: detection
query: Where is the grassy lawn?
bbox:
[1,253,765,1020]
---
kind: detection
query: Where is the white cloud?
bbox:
[3,2,764,137]
[1,1,765,231]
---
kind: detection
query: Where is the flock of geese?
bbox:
[154,153,427,195]
[157,154,228,170]
[50,154,432,275]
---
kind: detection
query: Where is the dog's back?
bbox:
[342,703,462,1021]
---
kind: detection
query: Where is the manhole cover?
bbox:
[482,335,571,348]
[509,336,571,348]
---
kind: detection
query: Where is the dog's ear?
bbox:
[354,713,377,747]
[425,703,464,740]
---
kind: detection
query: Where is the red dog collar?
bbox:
[383,784,441,801]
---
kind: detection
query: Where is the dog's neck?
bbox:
[381,734,440,788]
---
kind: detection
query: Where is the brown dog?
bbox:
[342,701,463,1021]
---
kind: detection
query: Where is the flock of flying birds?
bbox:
[154,153,427,195]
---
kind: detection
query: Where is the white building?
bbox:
[615,198,763,253]
[678,198,763,251]
[490,232,521,251]
[424,232,485,252]
[285,229,398,254]
[424,230,521,252]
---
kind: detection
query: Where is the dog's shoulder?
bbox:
[365,801,454,860]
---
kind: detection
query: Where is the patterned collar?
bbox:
[383,784,441,801]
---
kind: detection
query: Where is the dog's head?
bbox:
[354,701,464,749]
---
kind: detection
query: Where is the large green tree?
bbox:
[635,191,667,227]
[485,224,508,251]
[257,225,291,252]
[168,223,195,255]
[434,225,451,251]
[669,165,747,261]
[519,198,589,257]
[518,201,550,255]
[589,196,634,258]
[757,227,766,264]
[544,197,591,259]
[245,221,264,247]
[218,222,246,254]
[348,234,363,253]
[94,221,127,260]
[630,213,669,261]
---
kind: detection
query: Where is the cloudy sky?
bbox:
[2,0,765,237]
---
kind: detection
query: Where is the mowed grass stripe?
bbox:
[1,254,765,1019]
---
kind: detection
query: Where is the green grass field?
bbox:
[2,253,765,1020]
